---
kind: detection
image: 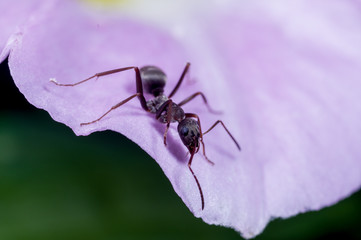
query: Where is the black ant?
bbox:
[50,62,241,210]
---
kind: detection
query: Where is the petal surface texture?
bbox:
[0,0,51,62]
[7,0,361,238]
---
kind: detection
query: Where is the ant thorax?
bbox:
[146,94,169,113]
[147,94,185,124]
[157,101,185,123]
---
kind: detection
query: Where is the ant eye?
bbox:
[181,127,189,136]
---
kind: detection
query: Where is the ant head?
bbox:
[178,118,200,152]
[140,66,167,97]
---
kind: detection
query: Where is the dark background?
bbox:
[1,58,360,240]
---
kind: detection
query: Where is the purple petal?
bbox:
[205,0,361,218]
[0,0,53,62]
[7,0,361,238]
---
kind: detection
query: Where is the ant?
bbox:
[51,62,241,210]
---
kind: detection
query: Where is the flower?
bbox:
[2,0,361,238]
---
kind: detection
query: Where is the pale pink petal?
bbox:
[204,0,361,220]
[0,0,53,62]
[7,0,361,238]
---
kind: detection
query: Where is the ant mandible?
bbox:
[51,62,241,210]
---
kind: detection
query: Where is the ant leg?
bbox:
[188,147,205,210]
[199,140,215,166]
[155,99,174,146]
[50,66,149,111]
[50,67,135,86]
[185,113,214,165]
[163,122,171,146]
[178,92,222,114]
[81,93,140,126]
[168,62,190,98]
[203,120,241,151]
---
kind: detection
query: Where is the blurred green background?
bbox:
[0,59,360,240]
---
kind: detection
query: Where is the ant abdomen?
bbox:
[178,118,201,152]
[140,66,167,97]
